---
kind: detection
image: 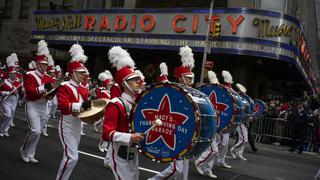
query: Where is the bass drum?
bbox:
[253,99,268,118]
[131,83,216,163]
[199,84,244,133]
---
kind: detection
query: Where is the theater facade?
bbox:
[31,7,318,99]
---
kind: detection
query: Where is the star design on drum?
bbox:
[209,91,229,127]
[142,94,188,150]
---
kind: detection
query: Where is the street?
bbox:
[0,107,319,180]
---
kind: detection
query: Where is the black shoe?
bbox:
[288,148,294,152]
[252,148,258,152]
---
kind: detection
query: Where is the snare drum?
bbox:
[199,84,244,133]
[131,83,216,163]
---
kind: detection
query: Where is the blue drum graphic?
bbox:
[131,83,216,163]
[199,84,244,133]
[253,99,268,118]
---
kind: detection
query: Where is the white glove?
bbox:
[1,91,10,96]
[37,85,45,93]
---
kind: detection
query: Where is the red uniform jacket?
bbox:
[95,87,110,99]
[24,69,54,101]
[57,80,89,115]
[110,83,122,99]
[102,93,133,143]
[0,78,21,94]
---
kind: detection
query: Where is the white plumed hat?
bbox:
[236,83,247,94]
[208,70,220,84]
[221,70,233,84]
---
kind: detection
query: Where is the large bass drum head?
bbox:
[131,83,207,162]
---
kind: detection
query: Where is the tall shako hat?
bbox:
[10,53,19,67]
[208,70,219,84]
[98,70,113,87]
[135,69,146,85]
[174,46,195,79]
[28,61,37,70]
[108,46,138,89]
[36,40,49,64]
[221,70,233,88]
[47,54,55,73]
[156,62,169,83]
[67,43,87,74]
[236,83,247,94]
[6,54,16,73]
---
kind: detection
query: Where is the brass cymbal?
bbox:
[74,99,110,124]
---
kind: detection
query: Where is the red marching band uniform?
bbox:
[20,40,54,164]
[102,46,143,180]
[56,43,90,180]
[0,54,22,137]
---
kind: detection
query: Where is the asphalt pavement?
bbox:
[0,106,319,180]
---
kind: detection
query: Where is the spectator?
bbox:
[288,100,309,154]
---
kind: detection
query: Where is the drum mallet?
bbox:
[144,119,163,135]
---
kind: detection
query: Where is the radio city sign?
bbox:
[33,9,303,45]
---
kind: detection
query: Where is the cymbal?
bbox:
[74,99,110,124]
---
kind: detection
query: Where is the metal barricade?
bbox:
[250,117,293,143]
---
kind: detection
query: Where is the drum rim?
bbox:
[130,82,200,163]
[198,84,242,133]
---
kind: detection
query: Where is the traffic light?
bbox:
[212,21,221,38]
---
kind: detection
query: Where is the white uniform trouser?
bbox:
[21,98,48,158]
[149,159,189,180]
[231,123,248,157]
[43,100,53,134]
[0,95,18,134]
[104,143,111,167]
[50,95,58,117]
[195,134,219,173]
[109,142,139,180]
[217,133,230,164]
[56,114,82,180]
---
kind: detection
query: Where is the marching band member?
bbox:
[0,55,22,137]
[20,40,55,164]
[102,46,144,180]
[135,69,146,91]
[94,70,113,133]
[230,83,250,161]
[50,65,62,119]
[56,43,91,180]
[149,46,194,180]
[194,70,220,179]
[156,62,169,83]
[215,70,234,168]
[28,61,37,72]
[42,55,56,137]
[95,70,114,169]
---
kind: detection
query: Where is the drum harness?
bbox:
[114,97,136,161]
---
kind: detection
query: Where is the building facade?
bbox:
[0,0,318,100]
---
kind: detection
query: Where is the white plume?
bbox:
[208,70,219,84]
[69,43,88,63]
[179,46,194,70]
[135,70,145,80]
[222,70,233,84]
[37,40,50,56]
[6,55,15,67]
[104,70,113,80]
[55,65,61,72]
[84,67,89,74]
[48,55,54,66]
[98,72,108,82]
[11,53,19,63]
[236,83,247,94]
[65,72,69,77]
[159,62,168,76]
[28,61,37,69]
[108,46,135,70]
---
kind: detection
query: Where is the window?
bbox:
[260,0,286,13]
[63,0,75,10]
[20,0,30,19]
[112,0,124,8]
[3,0,13,19]
[85,0,105,9]
[38,0,49,10]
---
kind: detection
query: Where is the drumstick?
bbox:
[144,119,163,135]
